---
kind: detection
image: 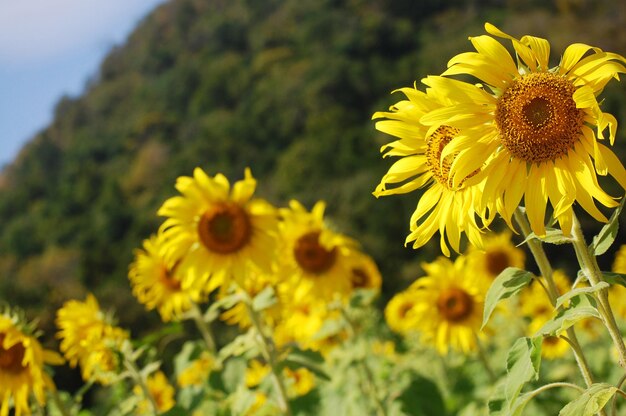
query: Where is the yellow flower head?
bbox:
[610,245,626,320]
[345,251,382,292]
[55,294,128,384]
[284,367,315,397]
[402,256,491,355]
[277,200,357,301]
[384,290,421,335]
[158,168,279,293]
[528,319,570,361]
[373,86,491,256]
[129,232,206,322]
[177,351,215,387]
[0,310,62,416]
[420,23,626,236]
[134,371,176,415]
[245,359,270,388]
[466,231,525,279]
[219,272,279,329]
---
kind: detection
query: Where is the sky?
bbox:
[0,0,168,168]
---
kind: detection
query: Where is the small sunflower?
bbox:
[403,256,491,355]
[177,351,215,387]
[346,251,382,292]
[373,86,491,256]
[158,168,279,293]
[0,310,63,416]
[420,23,626,236]
[133,371,176,415]
[55,294,128,385]
[466,231,526,279]
[283,367,315,397]
[129,232,206,322]
[277,200,357,301]
[384,290,421,335]
[610,244,626,320]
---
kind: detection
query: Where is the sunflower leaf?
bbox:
[482,267,534,329]
[518,228,572,246]
[559,383,617,416]
[590,197,626,256]
[504,336,542,403]
[555,282,609,309]
[599,271,626,288]
[281,348,331,381]
[252,285,277,311]
[535,295,600,337]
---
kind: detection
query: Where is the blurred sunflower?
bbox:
[346,251,382,292]
[466,231,525,279]
[528,319,570,360]
[283,367,315,397]
[177,351,216,387]
[373,86,491,256]
[219,272,279,329]
[404,256,491,355]
[420,23,626,236]
[158,168,278,293]
[129,232,206,322]
[384,290,420,335]
[55,294,128,385]
[610,244,626,320]
[277,200,356,301]
[133,371,175,415]
[0,309,63,416]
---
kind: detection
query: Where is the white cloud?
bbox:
[0,0,166,66]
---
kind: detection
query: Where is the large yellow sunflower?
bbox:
[158,168,278,293]
[420,23,626,236]
[55,294,128,385]
[405,256,491,355]
[129,231,206,322]
[0,311,63,416]
[277,200,357,301]
[373,86,491,256]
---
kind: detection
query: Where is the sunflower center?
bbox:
[436,287,474,322]
[0,335,27,374]
[426,125,479,189]
[398,302,414,318]
[350,268,369,289]
[293,231,337,274]
[496,72,584,163]
[486,250,510,277]
[160,264,182,291]
[198,202,252,254]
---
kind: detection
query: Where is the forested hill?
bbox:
[1,0,626,333]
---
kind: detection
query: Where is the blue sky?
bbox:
[0,0,168,168]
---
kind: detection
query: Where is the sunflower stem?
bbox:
[242,294,292,416]
[123,356,159,415]
[513,208,596,389]
[473,331,497,383]
[340,306,388,416]
[569,213,626,370]
[189,303,217,353]
[611,373,626,416]
[49,389,72,416]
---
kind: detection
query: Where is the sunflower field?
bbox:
[6,4,626,416]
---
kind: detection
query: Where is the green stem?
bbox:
[124,357,159,415]
[190,303,217,353]
[526,382,585,401]
[340,307,388,416]
[570,213,626,369]
[611,373,626,416]
[513,209,596,389]
[473,331,497,383]
[243,296,292,416]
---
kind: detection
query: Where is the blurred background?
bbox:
[1,0,626,362]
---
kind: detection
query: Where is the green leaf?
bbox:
[221,357,247,393]
[161,406,191,416]
[398,373,447,416]
[519,228,573,245]
[483,267,534,329]
[218,330,259,360]
[600,271,626,288]
[505,337,542,403]
[559,383,617,415]
[536,295,600,337]
[590,197,626,256]
[204,292,242,322]
[507,390,537,416]
[281,348,331,381]
[252,285,277,311]
[555,282,609,309]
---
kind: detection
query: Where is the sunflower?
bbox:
[177,351,216,387]
[158,168,279,293]
[0,310,63,416]
[420,23,626,236]
[373,86,491,256]
[345,251,382,292]
[528,319,570,360]
[384,290,421,335]
[610,244,626,320]
[403,256,491,355]
[277,200,357,301]
[129,232,206,322]
[55,294,128,385]
[133,371,175,415]
[466,231,526,279]
[219,271,280,329]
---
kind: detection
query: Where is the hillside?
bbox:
[2,0,626,336]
